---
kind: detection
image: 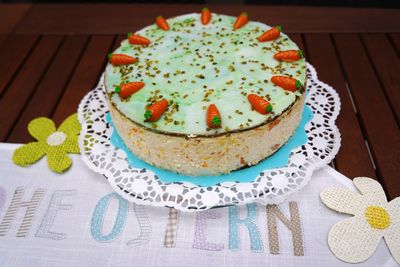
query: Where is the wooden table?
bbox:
[1,4,399,199]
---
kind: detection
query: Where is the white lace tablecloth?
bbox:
[0,143,396,267]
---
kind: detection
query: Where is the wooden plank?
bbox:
[289,34,341,169]
[333,34,400,200]
[362,34,400,124]
[389,33,400,56]
[288,34,305,52]
[14,4,400,34]
[304,34,376,180]
[52,35,114,125]
[0,4,31,34]
[7,35,89,143]
[0,35,6,47]
[0,36,63,142]
[0,35,39,98]
[112,34,126,50]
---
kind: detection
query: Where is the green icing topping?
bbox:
[105,13,306,135]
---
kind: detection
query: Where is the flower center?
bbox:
[365,206,390,229]
[46,131,67,146]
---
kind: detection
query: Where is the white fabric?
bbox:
[0,143,396,267]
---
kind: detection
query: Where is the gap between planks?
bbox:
[6,35,90,143]
[331,33,400,200]
[0,36,64,142]
[50,34,118,126]
[303,33,377,181]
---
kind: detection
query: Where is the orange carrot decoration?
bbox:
[206,104,222,128]
[233,12,248,30]
[115,82,145,99]
[274,50,303,62]
[257,26,281,42]
[108,53,137,66]
[128,33,151,45]
[144,98,169,122]
[247,94,273,114]
[201,7,211,25]
[156,16,169,31]
[271,76,302,92]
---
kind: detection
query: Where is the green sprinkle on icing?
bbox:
[115,86,121,94]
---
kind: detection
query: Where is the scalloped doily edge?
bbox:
[77,62,342,211]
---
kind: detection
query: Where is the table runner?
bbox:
[0,143,396,266]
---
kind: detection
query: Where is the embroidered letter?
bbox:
[193,210,224,251]
[36,190,76,240]
[91,193,128,242]
[229,203,263,252]
[126,203,151,247]
[0,187,45,237]
[164,208,180,248]
[266,201,304,256]
[0,187,6,211]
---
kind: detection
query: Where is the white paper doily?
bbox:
[78,63,341,211]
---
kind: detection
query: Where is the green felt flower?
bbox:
[12,114,81,173]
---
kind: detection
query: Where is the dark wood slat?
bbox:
[0,35,6,47]
[0,35,39,98]
[0,4,31,34]
[7,35,89,143]
[304,34,376,180]
[14,4,400,34]
[52,35,114,125]
[333,34,400,200]
[389,33,400,55]
[288,34,305,52]
[362,34,400,124]
[113,34,126,50]
[290,34,339,169]
[0,36,63,142]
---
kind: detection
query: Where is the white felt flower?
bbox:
[320,177,400,264]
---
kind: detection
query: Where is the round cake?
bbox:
[105,11,307,176]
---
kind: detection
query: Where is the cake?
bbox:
[105,10,307,176]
